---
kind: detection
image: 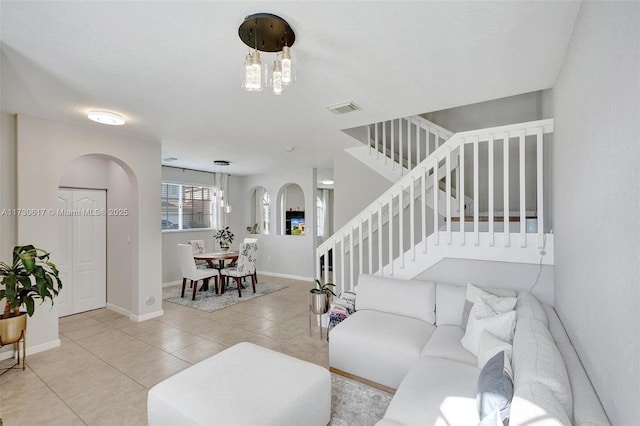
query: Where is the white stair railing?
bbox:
[367,116,454,174]
[317,119,554,295]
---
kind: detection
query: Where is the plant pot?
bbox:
[0,312,27,346]
[219,243,230,251]
[310,290,331,315]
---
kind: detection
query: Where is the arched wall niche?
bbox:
[248,185,270,235]
[276,183,305,236]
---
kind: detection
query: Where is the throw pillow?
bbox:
[461,306,516,356]
[477,351,514,425]
[461,283,517,330]
[478,330,514,380]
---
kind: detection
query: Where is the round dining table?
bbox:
[194,251,239,269]
[193,251,240,294]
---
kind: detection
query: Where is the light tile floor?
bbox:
[0,275,329,426]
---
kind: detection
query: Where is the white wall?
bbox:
[552,2,639,424]
[284,184,304,211]
[0,113,17,359]
[14,114,162,354]
[415,258,554,305]
[333,150,393,230]
[235,168,316,280]
[0,113,17,261]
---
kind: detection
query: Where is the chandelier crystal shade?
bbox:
[239,13,296,95]
[213,161,232,220]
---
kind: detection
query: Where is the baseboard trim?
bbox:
[106,303,130,317]
[258,271,314,281]
[0,338,62,361]
[129,309,164,322]
[329,367,396,395]
[162,280,181,288]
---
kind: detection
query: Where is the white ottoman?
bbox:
[148,342,331,426]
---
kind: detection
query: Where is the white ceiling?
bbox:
[0,1,580,176]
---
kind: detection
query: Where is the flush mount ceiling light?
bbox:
[87,110,125,125]
[239,13,296,95]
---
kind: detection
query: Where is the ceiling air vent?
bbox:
[326,101,360,115]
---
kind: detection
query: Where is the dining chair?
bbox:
[177,244,219,300]
[188,239,207,268]
[242,237,258,283]
[220,242,257,297]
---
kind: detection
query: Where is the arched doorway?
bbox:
[57,154,138,317]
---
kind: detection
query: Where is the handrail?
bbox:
[319,118,554,294]
[367,115,454,173]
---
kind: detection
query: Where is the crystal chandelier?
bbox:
[239,13,296,95]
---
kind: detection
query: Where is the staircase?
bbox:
[317,118,554,295]
[344,116,454,182]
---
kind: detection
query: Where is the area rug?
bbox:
[162,281,287,313]
[331,373,393,425]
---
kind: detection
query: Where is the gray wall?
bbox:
[333,150,393,230]
[552,2,639,423]
[415,258,554,305]
[421,90,552,133]
[423,91,553,220]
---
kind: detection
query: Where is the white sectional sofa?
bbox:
[329,274,610,425]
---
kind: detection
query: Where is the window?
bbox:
[161,183,216,230]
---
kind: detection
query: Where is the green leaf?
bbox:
[25,297,34,316]
[3,275,16,300]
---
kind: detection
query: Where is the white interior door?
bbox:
[57,189,107,317]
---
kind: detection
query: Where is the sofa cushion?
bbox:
[380,357,480,426]
[542,304,571,344]
[435,282,466,326]
[421,325,477,366]
[462,307,516,356]
[356,274,436,324]
[477,351,514,425]
[510,381,571,426]
[478,331,513,379]
[516,291,548,325]
[329,310,435,389]
[462,284,517,330]
[512,318,573,423]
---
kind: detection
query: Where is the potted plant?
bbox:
[0,245,62,361]
[310,279,336,315]
[214,227,234,251]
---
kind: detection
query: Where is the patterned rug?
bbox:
[162,281,287,312]
[331,374,393,425]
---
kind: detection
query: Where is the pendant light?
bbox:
[213,161,232,215]
[272,60,283,95]
[238,13,296,95]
